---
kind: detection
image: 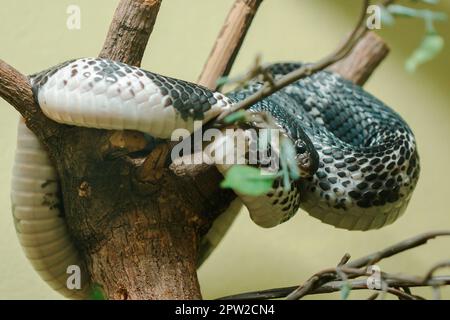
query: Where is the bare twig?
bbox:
[337,253,352,267]
[423,260,450,283]
[218,276,450,300]
[217,231,450,300]
[197,0,264,89]
[215,0,370,122]
[347,230,450,268]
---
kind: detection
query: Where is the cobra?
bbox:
[11,58,420,298]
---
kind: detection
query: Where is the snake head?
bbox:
[293,132,319,178]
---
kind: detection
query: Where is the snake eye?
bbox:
[295,142,307,154]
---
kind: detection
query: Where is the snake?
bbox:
[11,58,420,298]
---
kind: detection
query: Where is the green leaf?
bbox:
[89,283,107,300]
[340,282,352,300]
[221,165,275,196]
[411,0,440,4]
[380,6,395,26]
[388,5,447,21]
[223,110,247,124]
[405,32,444,72]
[388,5,423,18]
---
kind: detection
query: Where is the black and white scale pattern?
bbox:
[228,62,420,230]
[12,58,420,298]
[31,57,232,137]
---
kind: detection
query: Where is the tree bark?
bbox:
[99,0,162,67]
[197,0,264,89]
[327,32,389,86]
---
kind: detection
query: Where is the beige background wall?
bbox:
[0,0,449,299]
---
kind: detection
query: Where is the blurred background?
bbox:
[0,0,449,299]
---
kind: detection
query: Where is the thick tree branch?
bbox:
[0,60,59,139]
[197,0,264,89]
[327,32,390,86]
[99,0,163,67]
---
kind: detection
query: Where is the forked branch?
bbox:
[218,231,450,300]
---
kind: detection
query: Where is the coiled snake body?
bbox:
[11,58,419,298]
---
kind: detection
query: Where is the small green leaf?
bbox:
[388,5,447,21]
[340,282,352,300]
[223,110,247,124]
[405,32,444,72]
[221,165,275,196]
[388,5,422,18]
[89,283,107,300]
[411,0,440,5]
[380,6,395,26]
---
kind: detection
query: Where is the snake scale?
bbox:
[11,58,419,298]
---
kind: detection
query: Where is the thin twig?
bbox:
[217,276,450,300]
[423,260,450,283]
[347,230,450,268]
[214,0,370,122]
[217,231,450,300]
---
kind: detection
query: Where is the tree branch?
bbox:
[218,276,450,300]
[217,230,450,300]
[327,32,390,86]
[0,60,61,144]
[347,230,450,268]
[214,0,370,122]
[99,0,163,67]
[197,0,264,89]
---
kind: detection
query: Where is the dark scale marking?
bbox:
[319,182,331,191]
[164,98,172,107]
[357,158,368,165]
[385,179,395,188]
[316,171,327,179]
[337,171,346,178]
[327,177,337,184]
[372,181,382,189]
[335,162,346,169]
[357,182,368,190]
[349,191,361,199]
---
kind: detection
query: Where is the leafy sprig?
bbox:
[381,0,447,72]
